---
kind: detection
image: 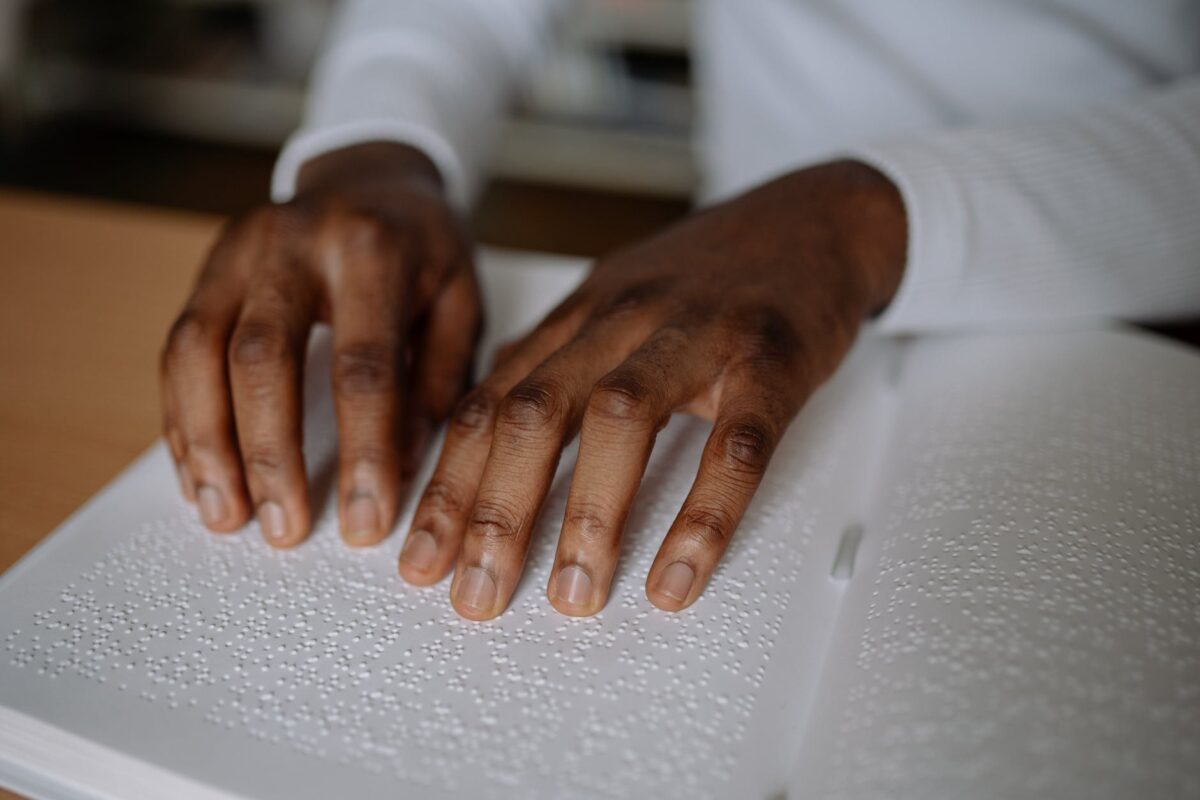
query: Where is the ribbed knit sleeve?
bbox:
[851,78,1200,332]
[271,0,569,209]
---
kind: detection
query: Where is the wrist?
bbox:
[834,160,907,314]
[295,141,445,203]
[778,160,908,316]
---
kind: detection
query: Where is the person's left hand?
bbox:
[398,160,908,619]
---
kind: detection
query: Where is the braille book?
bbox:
[1,252,1197,800]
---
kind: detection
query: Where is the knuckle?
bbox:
[336,212,391,253]
[343,441,388,467]
[680,505,733,548]
[229,320,292,370]
[588,372,657,425]
[246,204,308,245]
[498,378,569,434]
[597,278,672,318]
[714,415,776,475]
[421,479,467,514]
[244,447,287,478]
[450,387,498,435]
[179,431,221,455]
[737,306,801,366]
[333,342,397,396]
[469,497,523,542]
[563,504,612,544]
[163,310,217,366]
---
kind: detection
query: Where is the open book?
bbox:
[1,252,1197,800]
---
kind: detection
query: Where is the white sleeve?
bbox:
[850,78,1200,332]
[271,0,570,208]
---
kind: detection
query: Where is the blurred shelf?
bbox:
[19,56,696,196]
[20,59,304,147]
[8,0,696,198]
[493,118,694,197]
[569,0,691,52]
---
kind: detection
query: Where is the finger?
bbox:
[398,294,589,585]
[161,283,248,532]
[328,219,413,548]
[547,324,725,616]
[646,378,796,611]
[491,339,520,370]
[228,262,319,548]
[398,317,575,585]
[161,378,195,501]
[407,268,482,468]
[449,312,658,620]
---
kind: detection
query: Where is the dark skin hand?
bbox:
[400,159,906,619]
[161,142,480,548]
[162,146,906,619]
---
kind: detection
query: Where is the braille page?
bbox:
[789,329,1200,800]
[0,250,891,800]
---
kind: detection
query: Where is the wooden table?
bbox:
[0,190,218,570]
[0,190,219,800]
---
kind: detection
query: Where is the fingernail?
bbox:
[554,564,593,609]
[197,485,227,527]
[655,561,695,603]
[456,566,497,615]
[257,501,288,542]
[345,493,380,544]
[400,529,438,572]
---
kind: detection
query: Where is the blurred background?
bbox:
[0,0,695,256]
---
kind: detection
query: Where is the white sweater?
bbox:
[272,0,1200,332]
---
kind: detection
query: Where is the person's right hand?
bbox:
[160,142,480,548]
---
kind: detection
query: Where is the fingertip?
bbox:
[450,598,501,622]
[203,520,245,535]
[450,565,502,621]
[548,564,602,617]
[645,591,690,613]
[263,524,309,548]
[646,560,698,612]
[398,528,451,585]
[398,561,445,587]
[548,597,601,617]
[195,483,247,533]
[547,592,598,617]
[257,499,310,549]
[340,491,388,548]
[263,532,305,549]
[343,533,388,549]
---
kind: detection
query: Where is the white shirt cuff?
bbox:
[271,120,470,209]
[845,141,971,334]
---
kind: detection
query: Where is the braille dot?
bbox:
[12,335,1190,798]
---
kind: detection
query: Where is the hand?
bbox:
[161,142,480,548]
[398,160,907,618]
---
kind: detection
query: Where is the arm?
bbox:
[273,0,571,208]
[161,0,566,552]
[397,79,1200,620]
[851,77,1200,332]
[397,160,907,618]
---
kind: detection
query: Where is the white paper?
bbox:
[8,252,1194,800]
[0,251,886,800]
[790,330,1200,800]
